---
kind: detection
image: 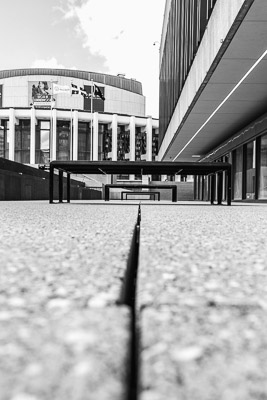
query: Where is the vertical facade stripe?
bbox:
[159,0,218,146]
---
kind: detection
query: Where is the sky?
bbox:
[0,0,165,117]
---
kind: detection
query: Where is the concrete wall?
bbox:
[1,75,146,117]
[0,159,101,201]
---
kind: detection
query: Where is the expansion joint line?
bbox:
[119,204,141,400]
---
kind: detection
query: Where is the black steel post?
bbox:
[227,168,232,206]
[49,165,54,204]
[172,186,177,202]
[217,172,223,205]
[210,174,215,205]
[104,185,109,201]
[59,170,63,203]
[67,173,71,203]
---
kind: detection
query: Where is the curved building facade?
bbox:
[0,68,159,167]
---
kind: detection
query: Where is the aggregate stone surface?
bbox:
[137,204,267,400]
[0,201,138,400]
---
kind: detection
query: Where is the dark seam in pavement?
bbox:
[118,203,141,400]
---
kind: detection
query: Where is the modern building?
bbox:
[0,69,159,175]
[159,0,267,201]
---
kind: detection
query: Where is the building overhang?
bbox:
[160,0,267,162]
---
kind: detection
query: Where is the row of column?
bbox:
[6,108,154,164]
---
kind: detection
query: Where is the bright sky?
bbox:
[0,0,165,117]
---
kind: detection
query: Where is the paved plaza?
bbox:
[1,201,267,400]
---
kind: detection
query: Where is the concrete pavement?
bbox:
[1,201,267,399]
[138,204,267,400]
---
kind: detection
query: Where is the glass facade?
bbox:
[152,128,158,161]
[117,125,130,161]
[259,134,267,199]
[36,120,50,164]
[15,120,30,163]
[78,122,91,161]
[0,120,9,159]
[246,141,256,200]
[233,147,243,200]
[57,121,70,161]
[159,0,217,145]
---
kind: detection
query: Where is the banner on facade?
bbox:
[52,83,70,95]
[0,85,2,108]
[29,81,55,107]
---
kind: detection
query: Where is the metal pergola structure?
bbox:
[49,161,232,205]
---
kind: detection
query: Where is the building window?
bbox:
[117,125,130,161]
[245,140,256,199]
[102,124,112,161]
[152,129,158,161]
[15,120,30,163]
[36,120,50,164]
[0,120,9,159]
[259,133,267,199]
[57,121,70,161]
[78,122,91,160]
[233,147,243,200]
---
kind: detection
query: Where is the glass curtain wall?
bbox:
[0,120,9,158]
[246,140,256,199]
[103,124,112,161]
[259,133,267,199]
[152,128,158,161]
[57,121,70,161]
[78,122,91,160]
[233,147,243,200]
[36,121,50,164]
[117,125,130,161]
[15,120,30,163]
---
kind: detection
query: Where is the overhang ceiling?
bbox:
[165,0,267,162]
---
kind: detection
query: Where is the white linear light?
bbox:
[173,48,267,161]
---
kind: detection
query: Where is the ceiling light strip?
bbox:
[173,48,267,161]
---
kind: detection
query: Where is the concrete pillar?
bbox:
[93,112,99,161]
[51,108,57,161]
[146,117,153,161]
[30,107,36,164]
[73,110,78,160]
[8,108,15,161]
[130,116,135,161]
[112,114,118,161]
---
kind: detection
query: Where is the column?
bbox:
[30,107,36,164]
[112,114,118,161]
[72,110,78,160]
[146,117,152,161]
[93,112,99,161]
[51,108,57,161]
[8,108,15,161]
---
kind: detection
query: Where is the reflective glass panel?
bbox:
[259,134,267,199]
[233,147,242,200]
[246,141,256,199]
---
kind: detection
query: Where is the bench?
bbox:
[121,191,160,201]
[105,184,177,202]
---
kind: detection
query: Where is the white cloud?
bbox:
[31,57,77,70]
[63,0,165,117]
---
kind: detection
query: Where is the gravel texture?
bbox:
[137,204,267,400]
[0,201,138,400]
